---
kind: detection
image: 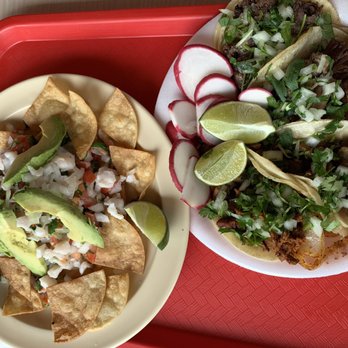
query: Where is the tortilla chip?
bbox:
[3,286,43,316]
[64,91,98,160]
[91,273,129,330]
[0,257,31,300]
[110,146,155,201]
[24,77,69,131]
[93,216,145,274]
[99,89,137,149]
[0,131,12,152]
[47,270,106,343]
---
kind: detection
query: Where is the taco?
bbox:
[214,0,340,90]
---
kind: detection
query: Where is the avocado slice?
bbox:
[0,210,47,276]
[14,188,104,248]
[3,115,66,189]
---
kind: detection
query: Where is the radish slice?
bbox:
[180,156,210,209]
[174,44,233,101]
[169,139,199,192]
[194,73,238,102]
[168,100,197,139]
[196,94,228,120]
[238,88,272,108]
[196,95,226,146]
[165,121,184,143]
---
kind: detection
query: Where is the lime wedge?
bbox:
[194,140,247,186]
[125,201,169,250]
[200,101,275,143]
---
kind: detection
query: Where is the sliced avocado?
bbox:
[14,188,104,248]
[3,115,66,189]
[0,210,47,275]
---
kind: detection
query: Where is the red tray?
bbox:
[0,5,347,348]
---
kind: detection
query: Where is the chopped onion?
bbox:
[239,179,250,192]
[96,167,116,188]
[336,166,348,175]
[95,213,110,223]
[340,199,348,209]
[300,64,315,76]
[273,67,285,81]
[88,203,104,213]
[308,108,326,120]
[265,44,277,57]
[39,275,57,289]
[271,32,284,43]
[79,261,92,275]
[310,216,323,237]
[47,264,63,279]
[219,8,233,16]
[335,85,345,100]
[317,54,328,74]
[284,219,297,231]
[107,203,124,220]
[252,30,271,43]
[305,136,320,148]
[322,82,336,96]
[278,4,294,19]
[236,28,254,47]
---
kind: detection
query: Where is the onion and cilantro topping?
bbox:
[219,0,334,89]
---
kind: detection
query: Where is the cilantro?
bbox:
[34,280,42,292]
[279,129,294,148]
[280,21,292,47]
[311,148,333,176]
[267,75,287,101]
[47,219,58,235]
[219,15,230,27]
[314,115,344,140]
[297,14,307,38]
[224,25,238,44]
[234,60,257,75]
[316,13,334,44]
[267,96,279,109]
[283,59,305,91]
[92,140,108,151]
[199,204,219,220]
[321,216,340,232]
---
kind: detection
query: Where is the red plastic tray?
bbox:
[0,5,347,348]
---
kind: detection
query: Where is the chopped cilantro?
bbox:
[279,129,294,148]
[311,148,333,176]
[92,140,108,151]
[316,13,334,44]
[314,115,344,140]
[219,15,230,27]
[280,21,292,47]
[267,75,287,101]
[284,59,305,91]
[47,219,58,235]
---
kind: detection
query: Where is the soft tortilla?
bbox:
[214,0,340,87]
[99,88,138,149]
[47,270,106,343]
[93,215,145,274]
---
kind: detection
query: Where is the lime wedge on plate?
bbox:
[199,101,275,143]
[125,201,169,250]
[194,140,247,186]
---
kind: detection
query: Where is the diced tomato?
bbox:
[85,211,97,224]
[83,169,96,185]
[76,159,90,169]
[80,193,97,208]
[11,134,33,153]
[39,292,48,304]
[89,245,97,253]
[50,236,58,246]
[100,187,110,195]
[85,252,96,263]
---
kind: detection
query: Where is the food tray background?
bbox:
[0,4,347,348]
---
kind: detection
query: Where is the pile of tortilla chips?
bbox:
[0,77,156,342]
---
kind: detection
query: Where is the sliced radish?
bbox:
[168,100,197,139]
[196,94,228,120]
[169,139,199,192]
[196,95,226,146]
[194,73,238,102]
[174,44,233,101]
[165,121,184,143]
[238,88,272,108]
[180,156,210,209]
[198,125,221,146]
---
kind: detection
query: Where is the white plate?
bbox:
[0,74,189,347]
[154,2,348,278]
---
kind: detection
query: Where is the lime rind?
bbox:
[125,202,169,250]
[200,101,275,143]
[194,140,247,186]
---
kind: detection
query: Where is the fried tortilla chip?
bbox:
[92,273,129,330]
[110,146,155,201]
[0,257,31,300]
[64,91,98,160]
[47,270,106,343]
[3,286,43,316]
[93,216,145,274]
[0,131,12,152]
[24,77,69,131]
[99,89,137,149]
